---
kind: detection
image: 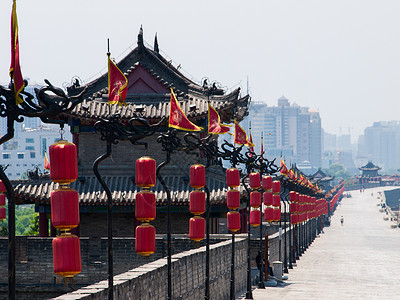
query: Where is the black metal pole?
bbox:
[204,185,210,300]
[156,152,172,300]
[288,210,293,269]
[0,167,15,300]
[282,200,288,273]
[93,141,113,300]
[230,232,235,300]
[257,204,264,289]
[243,177,253,299]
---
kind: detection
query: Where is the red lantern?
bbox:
[226,168,240,188]
[0,207,5,220]
[51,188,80,230]
[52,233,82,277]
[0,181,5,192]
[135,191,156,222]
[264,207,274,222]
[189,191,206,215]
[136,156,156,188]
[249,172,261,189]
[272,194,280,207]
[0,194,5,206]
[135,223,156,256]
[190,164,206,189]
[290,202,298,213]
[263,192,273,206]
[189,216,205,241]
[272,181,280,194]
[250,191,261,207]
[262,176,272,190]
[289,191,297,202]
[227,211,240,232]
[250,210,261,227]
[227,190,240,210]
[291,214,298,224]
[49,140,78,184]
[273,208,281,221]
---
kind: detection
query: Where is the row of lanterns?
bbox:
[264,179,281,223]
[226,168,241,232]
[135,156,157,256]
[289,192,328,224]
[0,181,5,220]
[249,172,261,227]
[189,164,206,242]
[49,140,82,279]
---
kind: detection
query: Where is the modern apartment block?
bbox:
[362,121,400,171]
[246,96,322,169]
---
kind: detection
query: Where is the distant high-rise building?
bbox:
[363,121,400,171]
[245,96,322,169]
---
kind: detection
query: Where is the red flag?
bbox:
[280,158,289,176]
[108,55,127,106]
[248,131,254,153]
[260,132,264,155]
[44,151,50,171]
[234,121,254,147]
[169,88,203,131]
[9,0,24,105]
[289,169,295,180]
[208,103,230,134]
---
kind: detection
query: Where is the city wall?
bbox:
[0,224,308,299]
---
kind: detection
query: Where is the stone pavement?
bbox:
[248,187,400,300]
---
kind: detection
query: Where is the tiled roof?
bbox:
[359,161,381,171]
[65,29,250,123]
[64,91,249,124]
[13,174,240,206]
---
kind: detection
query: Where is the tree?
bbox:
[323,163,351,181]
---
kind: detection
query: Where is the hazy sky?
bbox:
[1,0,400,141]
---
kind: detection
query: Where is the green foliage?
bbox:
[0,204,39,236]
[323,163,351,181]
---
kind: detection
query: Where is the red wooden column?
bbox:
[38,212,49,237]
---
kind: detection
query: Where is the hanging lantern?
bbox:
[51,188,80,230]
[189,191,206,215]
[291,214,298,224]
[262,176,272,190]
[249,172,261,189]
[250,209,261,227]
[227,190,240,210]
[273,208,281,221]
[250,191,261,208]
[263,192,273,206]
[136,156,156,188]
[190,164,206,189]
[226,168,240,188]
[0,194,5,206]
[272,194,281,207]
[189,216,206,241]
[272,181,280,194]
[227,211,241,232]
[52,233,82,278]
[49,140,78,184]
[264,207,274,222]
[135,223,156,256]
[289,191,297,202]
[0,181,5,192]
[135,191,156,222]
[0,207,5,220]
[290,202,298,214]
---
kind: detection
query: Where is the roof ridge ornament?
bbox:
[138,25,144,47]
[154,33,159,53]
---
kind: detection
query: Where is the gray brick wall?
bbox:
[51,238,247,300]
